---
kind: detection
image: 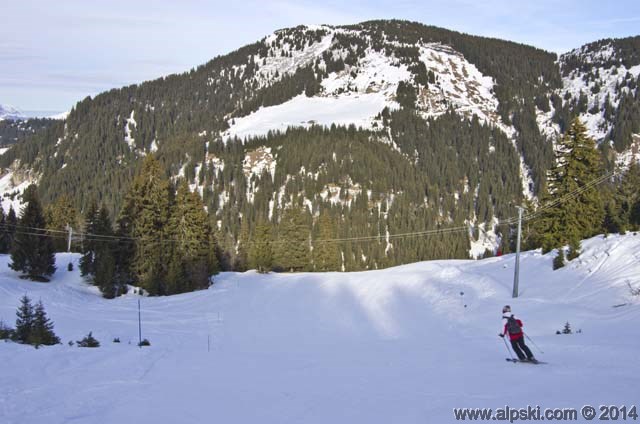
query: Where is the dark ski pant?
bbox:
[510,337,534,360]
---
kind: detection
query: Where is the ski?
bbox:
[506,358,547,364]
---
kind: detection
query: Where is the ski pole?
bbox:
[501,335,515,360]
[524,332,544,354]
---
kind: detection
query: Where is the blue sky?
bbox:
[2,0,639,113]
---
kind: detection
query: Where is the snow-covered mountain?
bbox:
[1,233,639,422]
[535,38,640,167]
[222,34,506,141]
[0,104,25,121]
[1,22,639,266]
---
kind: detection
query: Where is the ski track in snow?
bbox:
[1,235,639,423]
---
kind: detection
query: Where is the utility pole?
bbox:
[512,206,524,298]
[66,223,73,271]
[66,223,73,252]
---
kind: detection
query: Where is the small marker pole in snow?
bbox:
[138,299,142,348]
[512,206,524,298]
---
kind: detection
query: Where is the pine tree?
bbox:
[567,232,581,261]
[44,195,79,252]
[274,205,311,272]
[122,156,171,295]
[9,185,56,281]
[565,119,604,238]
[6,206,17,250]
[79,200,99,277]
[313,211,340,271]
[538,119,604,256]
[234,218,250,271]
[0,207,10,253]
[603,194,624,235]
[207,231,220,276]
[29,300,60,347]
[95,248,117,297]
[93,205,121,297]
[165,181,214,293]
[616,162,640,232]
[248,221,272,273]
[165,248,186,294]
[553,248,566,270]
[79,202,122,297]
[113,207,135,290]
[14,295,34,343]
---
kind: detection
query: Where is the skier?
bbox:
[499,305,537,362]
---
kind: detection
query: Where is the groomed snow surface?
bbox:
[1,234,639,423]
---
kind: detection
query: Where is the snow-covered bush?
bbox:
[77,332,100,348]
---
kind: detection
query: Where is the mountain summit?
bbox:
[0,104,25,121]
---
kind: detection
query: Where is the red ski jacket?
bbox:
[503,318,524,341]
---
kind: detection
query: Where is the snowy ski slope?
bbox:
[0,234,639,423]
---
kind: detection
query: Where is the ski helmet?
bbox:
[502,305,511,313]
